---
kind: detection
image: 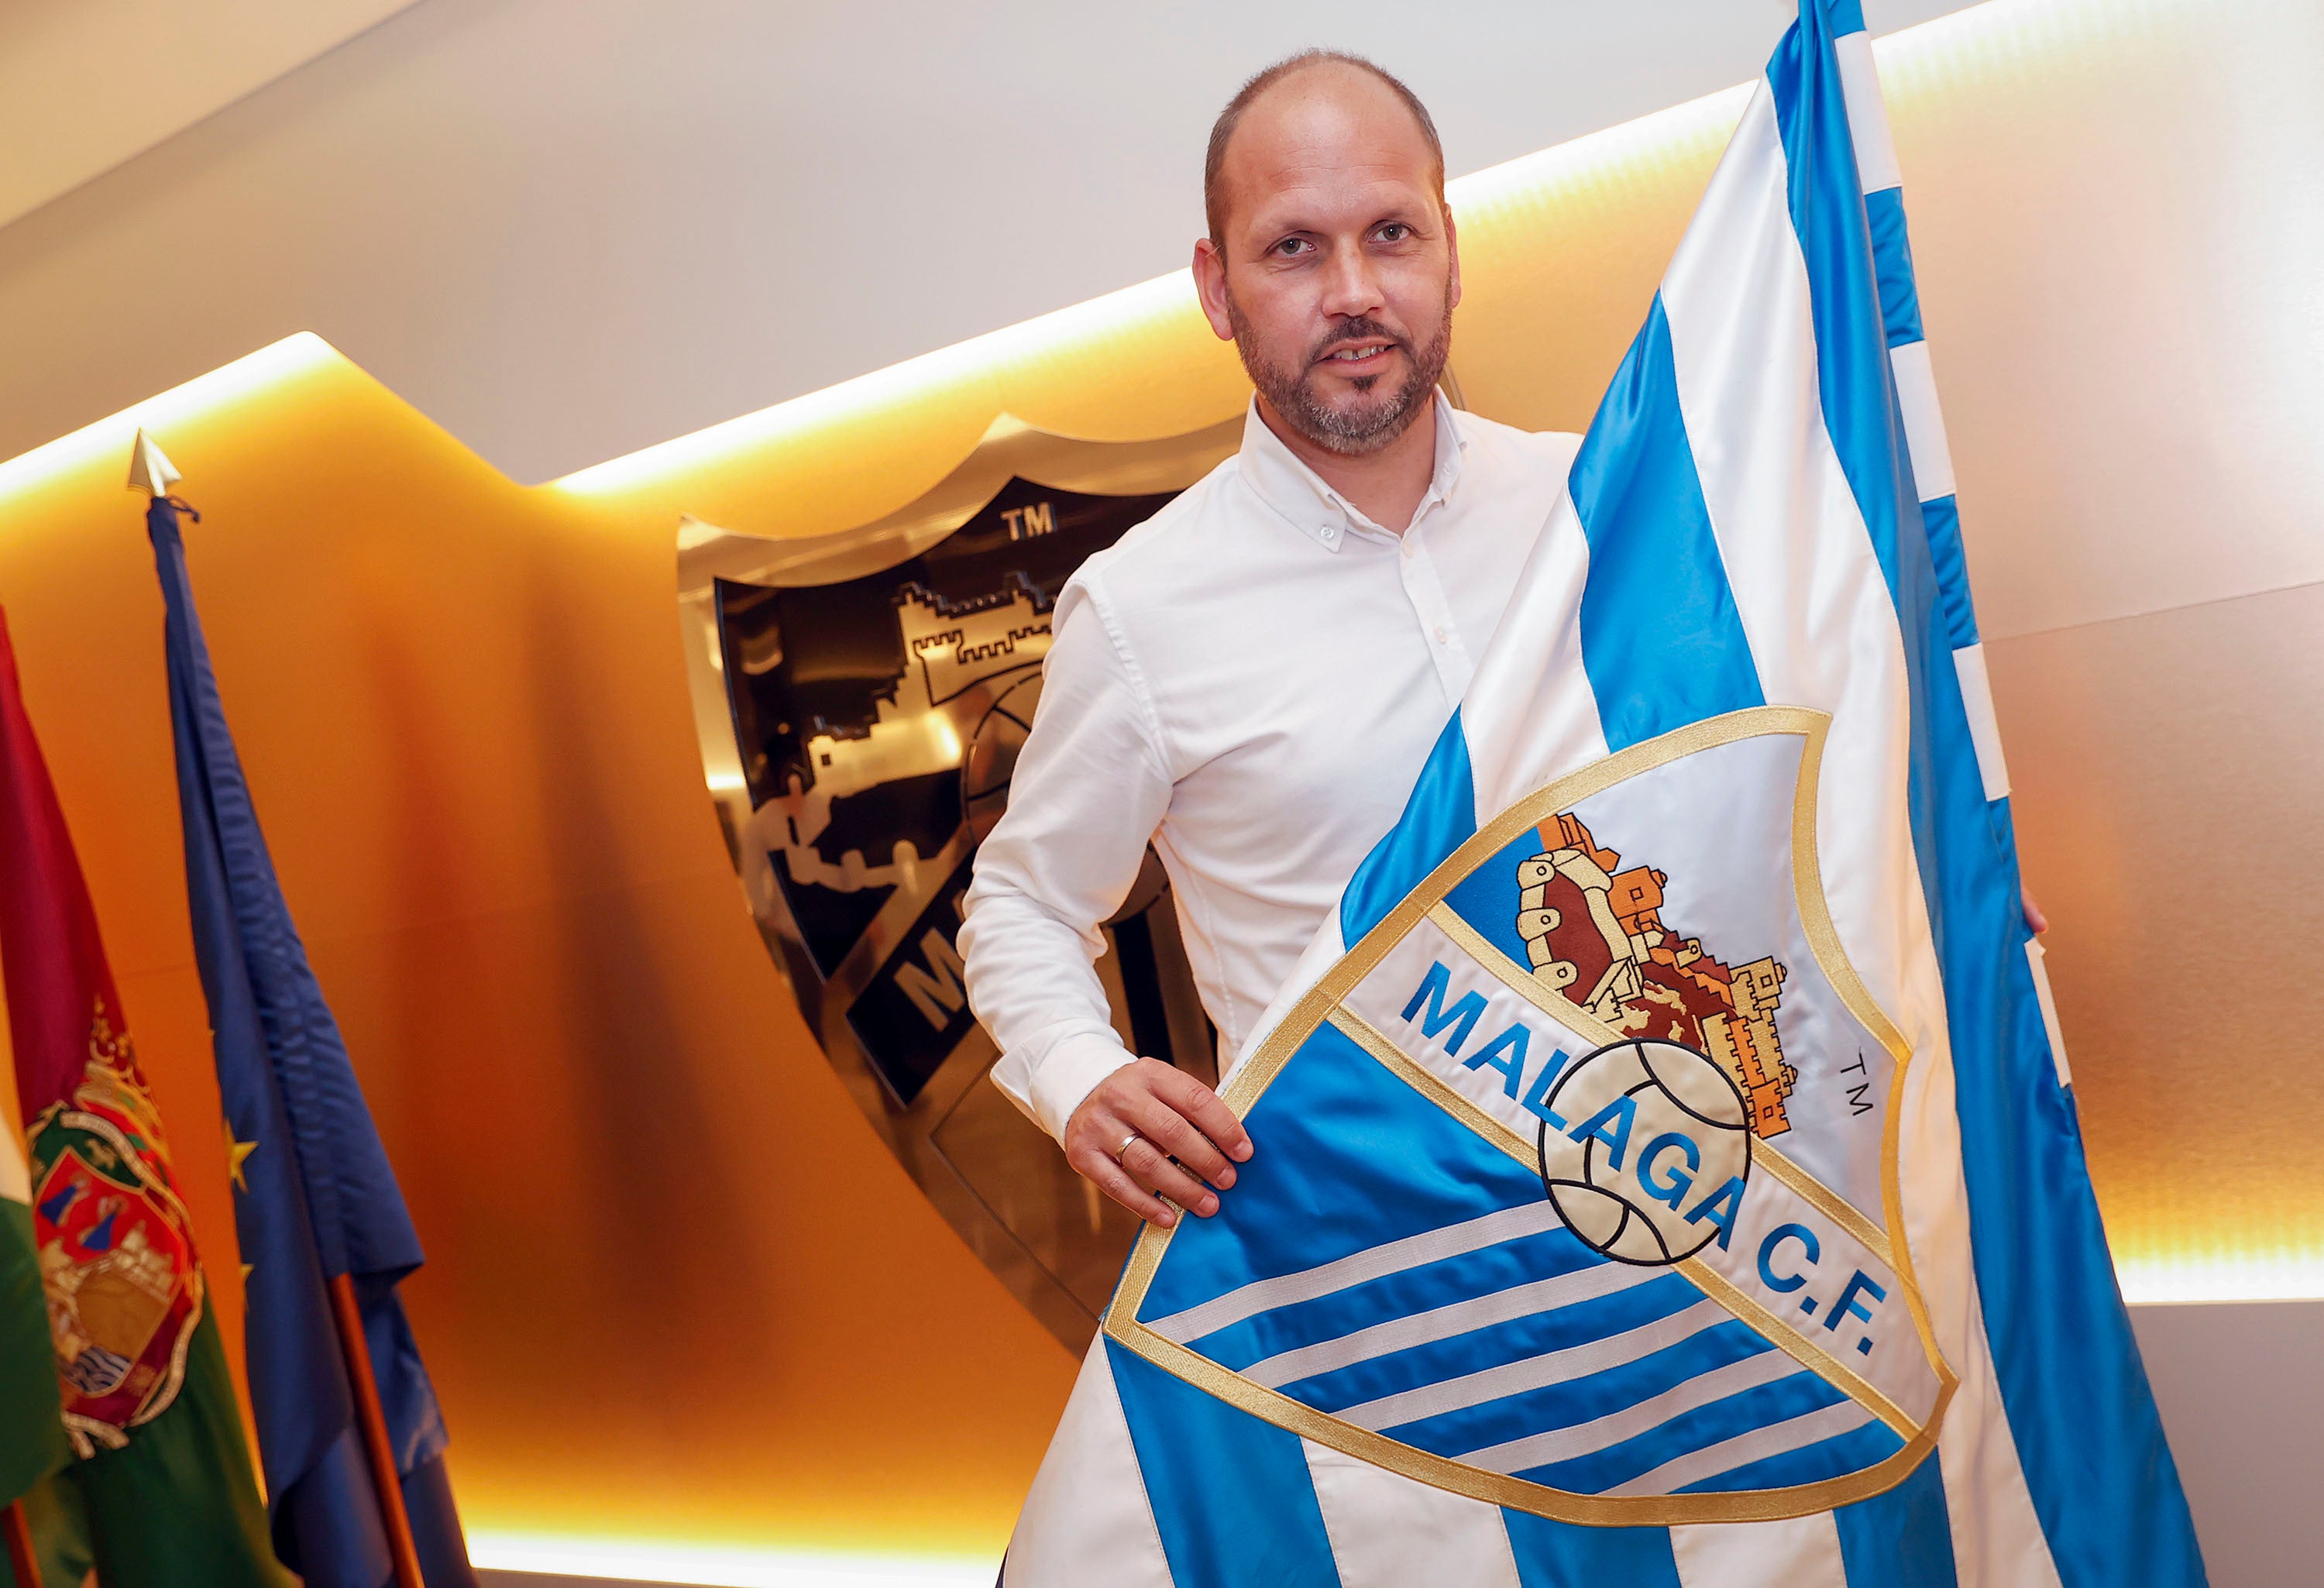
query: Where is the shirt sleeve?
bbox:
[959,576,1176,1142]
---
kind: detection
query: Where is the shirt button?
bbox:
[1433,625,1449,644]
[1319,525,1339,545]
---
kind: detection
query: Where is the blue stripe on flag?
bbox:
[1673,1415,1902,1496]
[1834,1451,1961,1588]
[1767,5,2203,1583]
[1917,494,1977,648]
[1137,1019,1550,1325]
[1503,1508,1681,1588]
[1367,1311,1769,1459]
[1441,829,1563,966]
[1106,1339,1343,1588]
[1571,294,1765,751]
[1768,11,1912,600]
[1519,1370,1851,1494]
[1341,710,1477,944]
[1866,188,1924,347]
[1937,807,2203,1585]
[1189,1228,1604,1374]
[1296,1275,1704,1422]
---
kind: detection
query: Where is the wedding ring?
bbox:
[1112,1130,1142,1164]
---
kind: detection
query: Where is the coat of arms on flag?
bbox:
[1106,708,1952,1522]
[28,1000,202,1452]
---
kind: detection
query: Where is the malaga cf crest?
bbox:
[1105,707,1956,1521]
[678,415,1240,1346]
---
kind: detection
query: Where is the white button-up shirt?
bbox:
[959,397,1582,1139]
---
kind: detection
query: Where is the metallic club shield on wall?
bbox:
[676,415,1240,1349]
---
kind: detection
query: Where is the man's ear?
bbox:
[1444,203,1463,314]
[1192,237,1237,342]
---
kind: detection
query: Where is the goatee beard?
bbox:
[1226,292,1453,457]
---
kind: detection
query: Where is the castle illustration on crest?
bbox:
[747,582,1051,896]
[1516,812,1797,1137]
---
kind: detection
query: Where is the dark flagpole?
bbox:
[326,1276,425,1588]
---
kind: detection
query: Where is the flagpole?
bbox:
[2,1499,40,1588]
[124,435,424,1588]
[327,1274,425,1588]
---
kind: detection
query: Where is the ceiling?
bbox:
[0,0,417,229]
[0,0,1992,481]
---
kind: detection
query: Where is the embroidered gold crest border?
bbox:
[1102,705,1960,1526]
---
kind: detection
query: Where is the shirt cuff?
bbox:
[1025,1032,1137,1143]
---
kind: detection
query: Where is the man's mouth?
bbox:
[1320,342,1396,368]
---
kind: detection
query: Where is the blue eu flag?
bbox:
[149,496,476,1588]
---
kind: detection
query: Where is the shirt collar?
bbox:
[1234,390,1470,555]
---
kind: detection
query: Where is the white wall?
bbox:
[0,0,1968,484]
[2131,1301,2324,1588]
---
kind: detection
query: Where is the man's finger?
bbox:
[1122,1139,1219,1217]
[1125,1095,1235,1189]
[1070,1145,1178,1227]
[1155,1066,1252,1163]
[2022,884,2050,936]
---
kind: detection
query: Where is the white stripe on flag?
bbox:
[1657,70,2061,1588]
[1933,1284,2068,1588]
[1833,31,1903,194]
[1454,490,1609,817]
[1889,339,1957,502]
[1003,1343,1174,1588]
[2024,940,2071,1088]
[1302,1440,1523,1588]
[1241,1259,1661,1390]
[1657,83,1930,1065]
[1456,1346,1803,1476]
[1951,642,2012,801]
[1334,1297,1730,1433]
[1604,1400,1872,1498]
[1145,1201,1568,1344]
[1672,1510,1848,1588]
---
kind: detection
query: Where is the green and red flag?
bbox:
[2,1000,66,1568]
[0,610,284,1588]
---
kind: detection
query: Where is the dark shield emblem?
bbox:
[677,416,1241,1347]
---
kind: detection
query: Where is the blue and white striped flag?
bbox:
[1004,5,2205,1584]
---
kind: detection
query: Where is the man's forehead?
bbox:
[1219,64,1438,232]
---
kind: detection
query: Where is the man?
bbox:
[958,50,1582,1226]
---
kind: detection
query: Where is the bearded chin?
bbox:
[1228,291,1455,458]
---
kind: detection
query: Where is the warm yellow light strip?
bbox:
[0,331,339,502]
[466,1535,994,1588]
[547,272,1201,498]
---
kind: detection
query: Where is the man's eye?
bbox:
[1378,223,1411,242]
[1272,237,1308,257]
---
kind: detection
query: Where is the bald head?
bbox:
[1190,49,1458,459]
[1203,51,1445,246]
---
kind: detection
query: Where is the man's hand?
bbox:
[1064,1058,1253,1229]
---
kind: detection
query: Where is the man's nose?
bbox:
[1317,239,1385,319]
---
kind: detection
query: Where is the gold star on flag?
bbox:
[224,1120,257,1192]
